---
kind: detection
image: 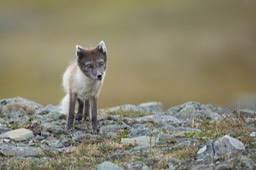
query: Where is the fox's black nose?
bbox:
[97,74,102,80]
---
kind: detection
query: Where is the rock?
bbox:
[136,114,181,124]
[46,139,65,148]
[41,121,66,134]
[123,162,150,170]
[0,124,11,134]
[196,141,214,165]
[213,135,245,160]
[0,97,42,109]
[240,109,256,118]
[0,128,34,141]
[129,124,161,137]
[215,163,232,170]
[169,158,182,170]
[191,165,213,170]
[108,102,163,113]
[40,131,50,138]
[35,104,62,115]
[0,144,44,157]
[236,156,255,170]
[0,97,42,116]
[249,131,256,137]
[137,102,163,113]
[72,130,92,142]
[100,124,130,137]
[96,161,124,170]
[108,104,138,112]
[121,135,159,146]
[166,102,222,121]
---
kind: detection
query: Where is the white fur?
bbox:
[61,63,105,114]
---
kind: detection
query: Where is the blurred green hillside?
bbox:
[0,0,256,108]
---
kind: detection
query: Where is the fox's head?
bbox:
[76,41,107,81]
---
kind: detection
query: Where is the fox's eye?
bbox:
[99,61,104,66]
[85,63,93,68]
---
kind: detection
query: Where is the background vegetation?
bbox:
[0,0,256,108]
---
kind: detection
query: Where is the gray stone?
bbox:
[137,101,163,113]
[240,109,256,118]
[72,130,92,142]
[40,131,50,138]
[43,111,66,121]
[0,124,11,134]
[0,97,42,109]
[213,135,245,160]
[196,141,214,164]
[166,102,222,121]
[191,165,213,170]
[123,162,149,170]
[45,138,72,148]
[100,124,130,137]
[136,114,181,125]
[108,104,138,112]
[0,144,44,157]
[249,131,256,137]
[35,104,62,115]
[169,158,182,170]
[121,135,159,146]
[96,161,124,170]
[41,121,66,134]
[237,156,255,170]
[129,124,150,137]
[0,128,34,141]
[108,102,164,114]
[215,163,232,170]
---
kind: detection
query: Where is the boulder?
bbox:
[0,128,34,141]
[0,144,44,157]
[213,135,245,160]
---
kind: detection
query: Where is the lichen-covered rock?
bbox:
[0,124,11,134]
[137,102,163,113]
[121,135,159,146]
[0,144,44,157]
[0,97,42,115]
[96,161,124,170]
[0,128,34,141]
[196,141,214,165]
[213,135,245,160]
[166,102,223,121]
[108,101,163,113]
[236,156,255,170]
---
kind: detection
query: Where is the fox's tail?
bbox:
[60,94,69,115]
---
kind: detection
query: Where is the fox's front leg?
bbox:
[66,92,77,130]
[83,99,90,121]
[76,98,84,121]
[91,96,99,134]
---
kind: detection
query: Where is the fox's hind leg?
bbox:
[76,99,84,120]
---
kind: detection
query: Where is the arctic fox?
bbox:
[61,41,107,133]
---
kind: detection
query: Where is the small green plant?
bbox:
[114,129,129,142]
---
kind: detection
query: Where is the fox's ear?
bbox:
[96,40,107,55]
[76,45,85,58]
